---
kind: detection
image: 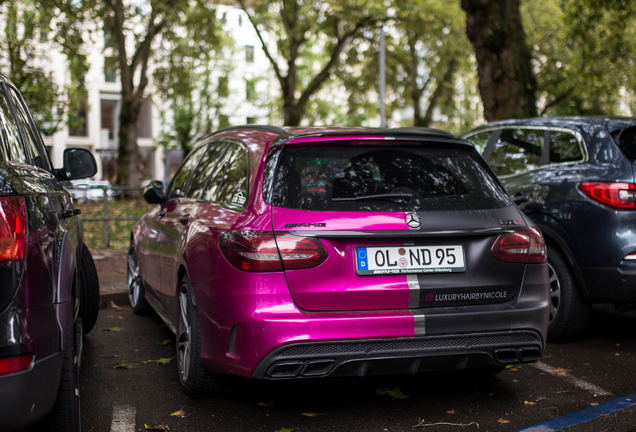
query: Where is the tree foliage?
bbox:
[238,0,384,126]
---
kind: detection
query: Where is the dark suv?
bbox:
[0,73,99,431]
[463,117,636,340]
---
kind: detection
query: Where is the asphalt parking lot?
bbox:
[74,252,636,432]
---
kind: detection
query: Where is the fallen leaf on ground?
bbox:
[149,356,176,364]
[376,387,410,399]
[258,402,273,406]
[117,316,124,320]
[301,412,325,417]
[524,401,537,405]
[158,340,171,346]
[113,362,137,369]
[497,418,510,424]
[170,409,186,418]
[109,301,125,312]
[536,397,547,401]
[555,389,575,394]
[553,368,571,373]
[590,403,599,406]
[275,429,296,432]
[145,421,169,431]
[446,409,456,414]
[101,327,122,332]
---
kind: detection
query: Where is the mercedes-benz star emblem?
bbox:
[405,212,420,229]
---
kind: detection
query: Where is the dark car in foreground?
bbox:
[129,125,549,395]
[0,73,100,432]
[463,117,636,340]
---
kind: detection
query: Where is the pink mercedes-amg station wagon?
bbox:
[129,126,550,395]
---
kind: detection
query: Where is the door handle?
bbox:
[179,215,189,225]
[58,209,74,220]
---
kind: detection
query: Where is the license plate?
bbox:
[356,245,466,275]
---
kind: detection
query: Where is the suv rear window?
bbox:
[268,145,511,212]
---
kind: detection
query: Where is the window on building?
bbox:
[218,76,229,98]
[104,57,118,83]
[246,79,255,101]
[245,45,254,63]
[104,26,114,49]
[221,12,226,23]
[40,20,48,42]
[136,97,152,138]
[246,117,257,125]
[68,100,88,137]
[238,13,242,26]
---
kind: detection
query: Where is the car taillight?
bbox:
[578,182,636,209]
[0,196,27,262]
[491,226,547,264]
[219,231,327,272]
[0,353,33,375]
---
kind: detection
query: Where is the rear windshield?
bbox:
[268,145,511,212]
[612,126,636,163]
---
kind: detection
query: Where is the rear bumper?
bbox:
[253,331,543,379]
[0,351,63,432]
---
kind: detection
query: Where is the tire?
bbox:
[127,242,150,315]
[78,243,100,334]
[44,306,82,431]
[177,274,223,396]
[546,245,591,341]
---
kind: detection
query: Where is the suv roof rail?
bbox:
[211,125,286,136]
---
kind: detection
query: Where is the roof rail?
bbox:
[211,125,286,136]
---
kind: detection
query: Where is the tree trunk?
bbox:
[116,97,141,187]
[461,0,537,121]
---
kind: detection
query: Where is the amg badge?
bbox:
[284,223,326,228]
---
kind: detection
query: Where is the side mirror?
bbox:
[144,180,165,204]
[59,148,98,180]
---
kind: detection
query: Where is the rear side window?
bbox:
[490,129,543,176]
[6,87,51,170]
[466,131,492,153]
[216,144,249,210]
[167,144,207,200]
[186,142,228,199]
[0,89,26,163]
[615,126,636,162]
[550,131,583,163]
[268,145,511,212]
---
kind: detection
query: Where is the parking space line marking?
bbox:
[111,404,136,432]
[514,392,636,431]
[531,361,612,396]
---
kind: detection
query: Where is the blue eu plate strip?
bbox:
[515,392,636,431]
[357,248,368,271]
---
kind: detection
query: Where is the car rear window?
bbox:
[614,126,636,163]
[268,144,511,212]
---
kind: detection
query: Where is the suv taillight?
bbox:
[0,196,27,262]
[0,353,33,375]
[219,231,327,272]
[491,226,547,264]
[578,182,636,209]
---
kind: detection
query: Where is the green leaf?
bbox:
[102,327,122,332]
[377,387,410,399]
[149,356,176,364]
[157,339,171,346]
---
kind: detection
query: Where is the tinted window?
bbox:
[186,143,229,199]
[202,146,236,202]
[6,87,50,170]
[466,131,492,153]
[550,131,583,163]
[167,144,207,200]
[614,126,636,162]
[269,145,511,212]
[217,145,249,210]
[0,88,26,163]
[490,129,543,176]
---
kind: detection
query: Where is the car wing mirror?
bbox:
[144,180,166,204]
[56,148,98,181]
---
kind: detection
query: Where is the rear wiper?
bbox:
[332,193,412,202]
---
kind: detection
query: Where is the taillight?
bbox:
[491,226,547,264]
[0,196,27,262]
[219,231,327,272]
[0,353,33,375]
[578,182,636,209]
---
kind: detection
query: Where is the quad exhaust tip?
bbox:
[266,359,336,378]
[493,346,541,364]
